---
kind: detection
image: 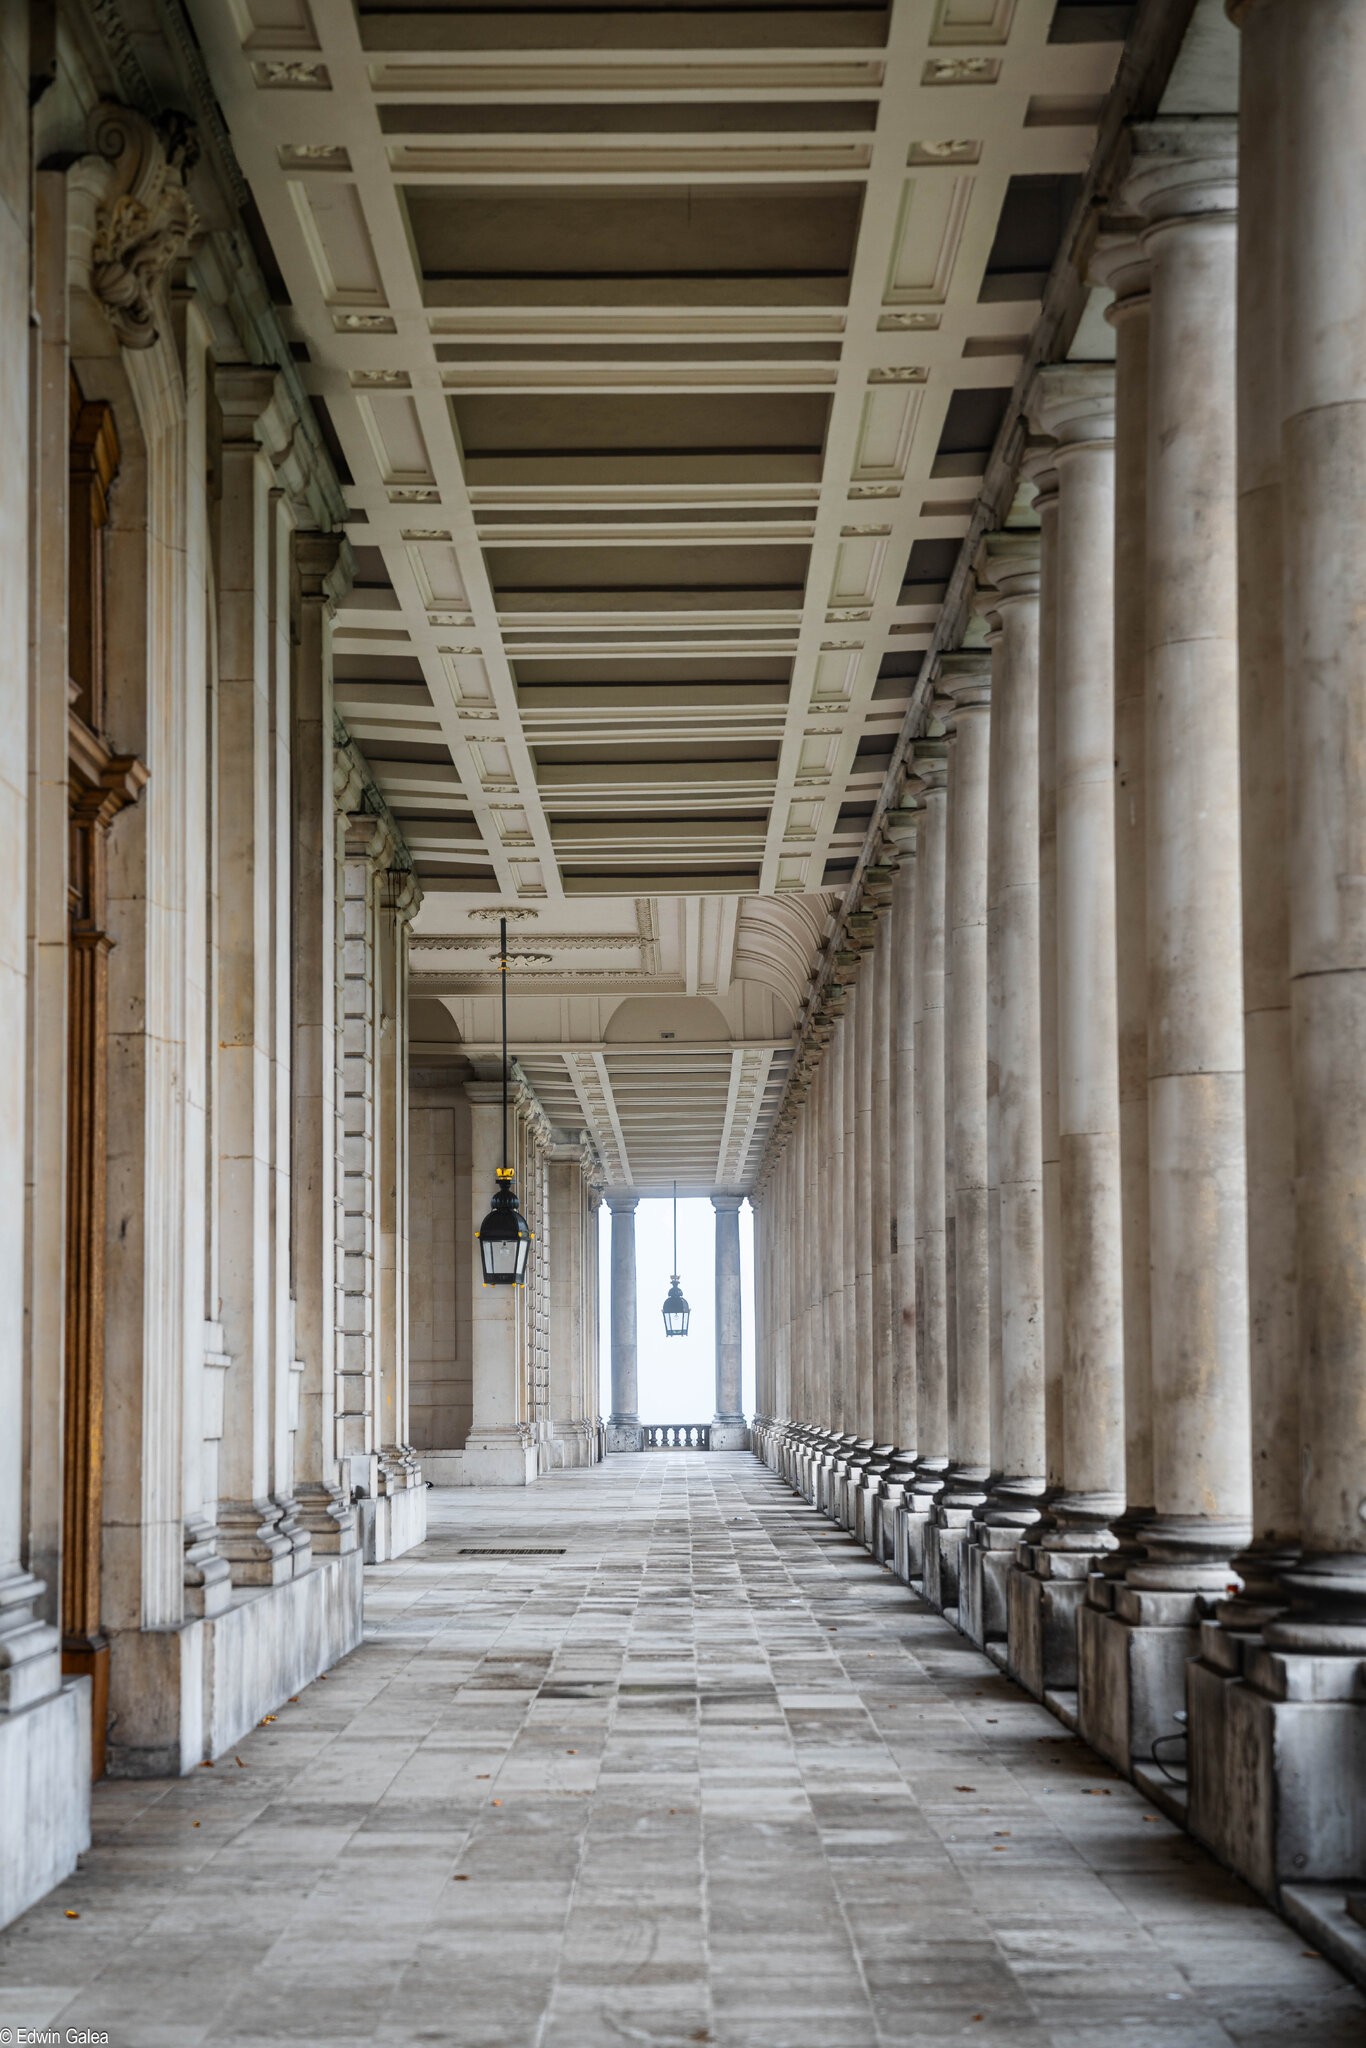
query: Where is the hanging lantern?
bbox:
[661,1179,690,1337]
[478,1166,532,1287]
[476,917,534,1287]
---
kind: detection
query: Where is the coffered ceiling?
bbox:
[188,0,1126,1190]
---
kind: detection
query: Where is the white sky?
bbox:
[596,1197,755,1423]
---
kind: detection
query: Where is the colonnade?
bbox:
[756,23,1366,1929]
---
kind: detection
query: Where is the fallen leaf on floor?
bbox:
[1143,1815,1159,1823]
[687,2032,712,2043]
[1082,1788,1112,1796]
[566,1749,576,1754]
[986,1718,998,1724]
[477,1774,490,1780]
[192,1821,201,1829]
[991,1846,1007,1852]
[259,1715,276,1725]
[198,1760,214,1769]
[490,1799,502,1807]
[1302,1950,1321,1959]
[235,1757,246,1768]
[954,1786,976,1793]
[65,1911,79,1919]
[288,1696,300,1704]
[453,1875,469,1882]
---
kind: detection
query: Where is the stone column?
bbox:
[290,534,356,1557]
[877,803,921,1560]
[822,1017,845,1433]
[964,532,1046,1647]
[1009,366,1124,1699]
[375,869,424,1533]
[926,653,993,1616]
[1073,227,1160,1753]
[547,1141,592,1467]
[853,962,875,1440]
[887,822,918,1459]
[1028,445,1067,1506]
[1249,2,1366,1885]
[713,1195,747,1447]
[605,1193,642,1450]
[1078,124,1251,1774]
[840,971,859,1441]
[901,743,949,1581]
[1101,228,1157,1559]
[871,916,896,1447]
[214,369,293,1588]
[1187,5,1301,1880]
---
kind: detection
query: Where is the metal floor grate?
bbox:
[456,1545,568,1557]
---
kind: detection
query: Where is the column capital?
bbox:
[711,1193,744,1213]
[936,649,992,723]
[978,528,1042,605]
[1025,362,1115,449]
[1121,117,1238,233]
[295,529,354,610]
[1020,434,1059,516]
[605,1192,639,1214]
[1088,215,1151,322]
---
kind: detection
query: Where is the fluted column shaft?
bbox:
[1029,365,1125,1542]
[982,536,1046,1517]
[1125,122,1250,1588]
[941,653,993,1498]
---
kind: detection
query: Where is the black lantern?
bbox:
[476,917,533,1287]
[661,1180,690,1337]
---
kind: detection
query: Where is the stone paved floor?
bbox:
[1,1454,1362,2048]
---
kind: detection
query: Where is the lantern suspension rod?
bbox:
[500,915,509,1172]
[672,1180,678,1272]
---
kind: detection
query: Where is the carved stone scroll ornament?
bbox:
[84,103,200,349]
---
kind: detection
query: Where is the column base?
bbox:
[457,1432,541,1484]
[357,1466,430,1557]
[217,1498,295,1588]
[0,1681,91,1930]
[102,1549,364,1779]
[960,1525,1019,1648]
[710,1420,750,1451]
[549,1420,599,1467]
[1007,1544,1094,1698]
[605,1419,644,1453]
[1076,1576,1207,1775]
[1187,1640,1366,1901]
